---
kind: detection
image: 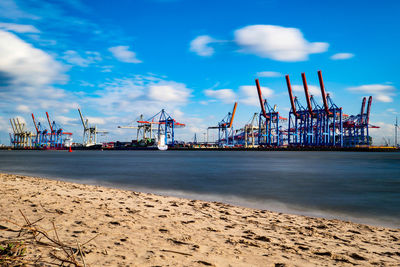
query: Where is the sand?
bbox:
[0,173,399,266]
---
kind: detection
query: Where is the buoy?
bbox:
[68,146,72,152]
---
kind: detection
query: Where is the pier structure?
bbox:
[255,79,286,147]
[208,102,237,147]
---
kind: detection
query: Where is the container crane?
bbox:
[343,96,378,146]
[9,118,33,148]
[256,79,285,146]
[46,112,72,148]
[31,113,48,148]
[78,108,108,147]
[137,109,185,147]
[208,102,237,147]
[235,112,259,148]
[287,71,343,147]
[118,114,157,146]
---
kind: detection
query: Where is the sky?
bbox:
[0,0,399,145]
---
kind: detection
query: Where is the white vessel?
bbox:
[157,134,168,151]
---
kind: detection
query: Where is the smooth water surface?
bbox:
[0,150,399,227]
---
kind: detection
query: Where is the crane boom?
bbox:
[78,109,87,129]
[302,73,315,116]
[366,96,372,125]
[255,79,270,119]
[317,70,332,115]
[16,118,24,133]
[360,97,366,124]
[286,75,298,117]
[46,112,53,132]
[31,113,39,133]
[9,119,16,134]
[228,102,237,128]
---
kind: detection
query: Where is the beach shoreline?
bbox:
[1,173,399,266]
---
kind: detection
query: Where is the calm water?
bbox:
[0,150,399,227]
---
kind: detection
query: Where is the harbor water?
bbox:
[0,150,399,227]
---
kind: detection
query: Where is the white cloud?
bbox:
[190,35,217,56]
[204,84,274,107]
[16,105,30,113]
[108,45,142,63]
[0,0,40,20]
[369,121,396,146]
[54,115,79,126]
[386,108,399,115]
[239,85,274,106]
[62,50,101,67]
[256,71,282,77]
[90,75,192,116]
[85,117,106,125]
[348,84,395,93]
[234,25,329,61]
[348,84,396,102]
[375,94,393,103]
[79,80,95,87]
[331,53,354,60]
[0,29,83,123]
[148,82,191,103]
[0,22,39,33]
[204,89,236,103]
[292,84,321,96]
[0,29,66,88]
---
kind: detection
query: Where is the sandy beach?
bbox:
[0,173,399,266]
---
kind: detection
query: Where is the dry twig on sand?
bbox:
[0,209,99,266]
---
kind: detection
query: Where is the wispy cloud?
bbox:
[331,53,354,60]
[0,29,66,89]
[0,29,79,116]
[88,75,192,116]
[204,89,236,103]
[62,50,102,67]
[0,22,39,33]
[256,71,282,77]
[108,45,142,63]
[190,35,218,57]
[204,84,274,107]
[348,84,396,102]
[0,0,40,20]
[292,84,321,96]
[239,85,273,106]
[234,25,329,61]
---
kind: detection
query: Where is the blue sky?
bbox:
[0,0,399,144]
